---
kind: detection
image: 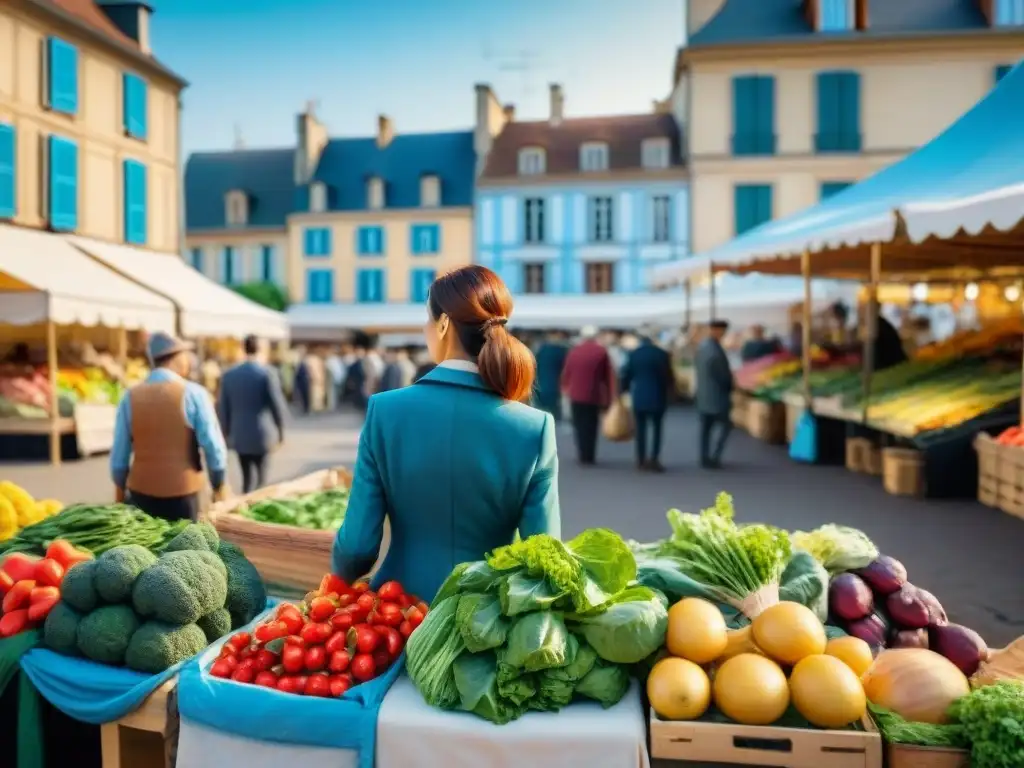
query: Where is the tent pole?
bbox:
[861,244,882,425]
[709,265,717,321]
[801,250,812,407]
[116,326,128,367]
[684,279,692,330]
[46,320,61,467]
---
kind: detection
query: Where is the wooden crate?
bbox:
[101,679,177,768]
[863,444,882,477]
[731,391,750,431]
[996,441,1024,519]
[882,447,925,498]
[886,743,970,768]
[846,437,870,473]
[650,710,882,768]
[747,399,786,444]
[974,433,1000,507]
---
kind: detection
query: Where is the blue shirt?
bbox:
[110,369,229,490]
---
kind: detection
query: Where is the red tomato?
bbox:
[27,596,58,622]
[221,655,239,672]
[282,645,305,674]
[276,675,304,695]
[1,553,40,583]
[0,570,14,596]
[45,541,85,571]
[337,593,356,608]
[347,604,370,624]
[308,596,336,623]
[330,611,354,632]
[350,653,376,682]
[228,632,251,650]
[300,622,332,645]
[254,621,288,644]
[405,607,425,629]
[325,631,347,655]
[254,649,278,672]
[278,611,304,635]
[373,625,390,637]
[238,658,258,675]
[304,646,327,672]
[328,650,351,673]
[398,620,414,638]
[0,609,29,638]
[209,659,234,678]
[2,580,35,614]
[239,645,257,660]
[352,582,371,595]
[283,634,306,648]
[415,601,429,615]
[254,671,279,689]
[276,602,302,619]
[377,581,403,602]
[305,674,331,697]
[380,627,404,658]
[328,675,351,697]
[397,594,413,609]
[34,559,64,588]
[365,610,380,626]
[356,593,376,612]
[378,603,403,627]
[372,649,391,671]
[231,666,255,684]
[351,625,379,654]
[293,675,309,690]
[319,574,348,597]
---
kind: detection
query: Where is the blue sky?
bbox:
[148,0,685,156]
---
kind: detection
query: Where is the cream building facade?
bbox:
[678,0,1024,255]
[0,0,185,252]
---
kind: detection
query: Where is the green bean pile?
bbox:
[0,504,190,556]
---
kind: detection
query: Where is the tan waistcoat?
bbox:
[126,380,203,498]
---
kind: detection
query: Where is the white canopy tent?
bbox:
[68,236,290,341]
[0,225,176,331]
[902,181,1024,244]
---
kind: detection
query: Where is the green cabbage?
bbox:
[572,586,668,664]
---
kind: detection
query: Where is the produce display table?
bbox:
[177,677,650,768]
[101,679,178,768]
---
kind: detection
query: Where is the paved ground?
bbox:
[3,406,1023,646]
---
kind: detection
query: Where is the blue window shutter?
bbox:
[48,137,78,231]
[410,225,420,255]
[307,270,317,302]
[840,73,861,150]
[357,269,367,302]
[410,270,421,302]
[372,227,383,255]
[821,181,852,200]
[0,124,14,219]
[731,77,752,154]
[816,73,838,151]
[47,38,78,114]
[734,186,749,235]
[323,271,333,302]
[223,247,234,284]
[321,228,332,256]
[190,247,203,272]
[757,185,772,226]
[756,77,775,153]
[431,225,441,253]
[357,227,366,254]
[261,245,274,282]
[734,185,772,235]
[123,74,148,139]
[123,160,147,245]
[308,269,333,303]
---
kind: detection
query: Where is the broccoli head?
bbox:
[76,605,141,664]
[94,545,158,604]
[217,541,267,628]
[162,522,220,553]
[43,602,83,655]
[125,621,208,674]
[131,550,228,625]
[197,607,232,643]
[61,560,100,613]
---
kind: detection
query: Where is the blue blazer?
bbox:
[217,361,287,455]
[621,340,674,414]
[332,365,561,602]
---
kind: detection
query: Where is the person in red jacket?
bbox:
[561,326,615,465]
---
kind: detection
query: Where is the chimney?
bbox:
[96,2,152,54]
[549,84,564,126]
[295,100,328,185]
[474,83,510,176]
[503,103,516,122]
[377,115,394,149]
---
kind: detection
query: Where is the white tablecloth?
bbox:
[176,677,650,768]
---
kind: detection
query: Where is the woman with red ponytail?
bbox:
[332,265,561,602]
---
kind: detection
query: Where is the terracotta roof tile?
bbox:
[40,0,138,49]
[481,112,684,180]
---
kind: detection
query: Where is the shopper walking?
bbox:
[561,326,614,466]
[110,332,229,521]
[621,327,674,472]
[218,335,287,494]
[695,319,734,469]
[534,331,569,421]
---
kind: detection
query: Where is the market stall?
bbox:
[0,225,176,465]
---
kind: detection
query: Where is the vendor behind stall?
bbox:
[826,301,907,371]
[110,332,230,521]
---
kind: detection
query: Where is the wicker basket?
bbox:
[207,467,352,597]
[845,437,870,472]
[730,391,749,430]
[747,399,786,444]
[882,448,925,498]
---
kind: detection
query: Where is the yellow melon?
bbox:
[789,654,867,729]
[826,636,874,677]
[666,598,728,664]
[713,653,790,725]
[647,657,712,721]
[751,601,827,666]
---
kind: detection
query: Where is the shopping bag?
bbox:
[789,411,818,464]
[602,397,634,442]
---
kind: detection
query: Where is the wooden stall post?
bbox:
[708,263,717,320]
[46,320,61,466]
[861,243,882,424]
[116,326,128,367]
[801,250,813,406]
[683,278,692,330]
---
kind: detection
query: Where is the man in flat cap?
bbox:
[110,332,230,521]
[695,319,734,469]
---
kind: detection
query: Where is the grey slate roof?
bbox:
[690,0,989,47]
[185,148,296,231]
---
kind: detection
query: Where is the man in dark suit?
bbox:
[561,326,614,465]
[621,327,674,472]
[695,319,734,469]
[217,335,287,493]
[534,331,569,420]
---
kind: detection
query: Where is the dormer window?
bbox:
[818,0,853,31]
[225,190,248,226]
[309,181,327,213]
[367,177,384,210]
[580,142,609,172]
[420,175,440,207]
[995,0,1024,26]
[641,138,671,170]
[518,147,545,176]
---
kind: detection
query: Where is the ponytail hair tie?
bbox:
[482,316,508,332]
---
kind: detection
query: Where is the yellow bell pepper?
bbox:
[35,499,63,518]
[0,497,16,541]
[0,481,37,528]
